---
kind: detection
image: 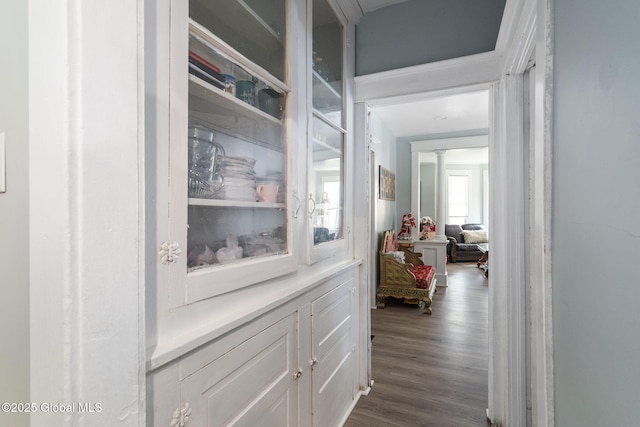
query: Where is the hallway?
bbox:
[345,263,489,427]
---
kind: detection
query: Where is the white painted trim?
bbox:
[28,3,70,422]
[355,51,503,103]
[334,0,363,24]
[411,136,489,153]
[364,83,493,108]
[29,0,145,424]
[369,148,377,307]
[504,75,527,426]
[483,169,489,227]
[353,102,373,392]
[503,0,537,76]
[495,0,526,54]
[487,76,528,427]
[486,84,499,424]
[529,0,555,425]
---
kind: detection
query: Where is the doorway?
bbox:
[355,81,524,424]
[353,2,553,425]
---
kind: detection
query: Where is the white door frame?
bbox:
[354,0,554,425]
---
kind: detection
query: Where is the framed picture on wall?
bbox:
[379,166,395,201]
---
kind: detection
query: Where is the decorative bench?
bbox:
[377,230,437,314]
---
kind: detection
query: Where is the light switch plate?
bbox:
[0,132,5,193]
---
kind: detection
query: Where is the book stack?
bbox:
[188,51,226,90]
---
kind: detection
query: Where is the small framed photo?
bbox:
[379,166,395,201]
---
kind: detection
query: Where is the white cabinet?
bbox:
[180,314,298,426]
[148,0,358,304]
[148,272,359,426]
[311,278,358,426]
[159,0,297,307]
[145,0,363,424]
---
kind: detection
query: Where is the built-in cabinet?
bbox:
[146,0,362,424]
[167,0,296,304]
[149,271,359,426]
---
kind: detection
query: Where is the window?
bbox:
[447,171,471,224]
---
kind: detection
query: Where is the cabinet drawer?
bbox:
[311,278,357,427]
[180,314,298,426]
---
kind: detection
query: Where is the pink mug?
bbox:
[256,183,279,203]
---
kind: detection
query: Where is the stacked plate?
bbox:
[214,156,257,201]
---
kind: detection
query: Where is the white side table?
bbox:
[413,239,448,287]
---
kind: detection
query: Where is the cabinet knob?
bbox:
[293,369,303,380]
[170,403,191,427]
[159,241,182,264]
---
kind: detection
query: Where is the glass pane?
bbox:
[187,84,287,272]
[448,175,469,204]
[311,116,343,245]
[312,0,343,128]
[190,0,286,81]
[187,205,287,271]
[189,34,286,121]
[448,175,469,224]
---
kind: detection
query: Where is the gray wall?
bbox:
[370,112,397,236]
[553,0,640,424]
[0,1,29,426]
[355,0,506,75]
[394,138,412,225]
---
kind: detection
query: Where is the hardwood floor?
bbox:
[345,262,490,427]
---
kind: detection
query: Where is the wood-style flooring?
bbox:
[345,262,490,427]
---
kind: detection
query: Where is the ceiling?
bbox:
[355,1,492,141]
[420,147,488,165]
[371,90,489,139]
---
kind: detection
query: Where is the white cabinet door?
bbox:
[311,278,357,426]
[180,314,298,426]
[155,0,297,309]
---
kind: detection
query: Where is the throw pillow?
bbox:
[462,229,488,244]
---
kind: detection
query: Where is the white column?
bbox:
[434,150,447,240]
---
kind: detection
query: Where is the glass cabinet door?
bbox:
[176,0,295,302]
[310,117,343,244]
[190,0,286,81]
[308,0,347,263]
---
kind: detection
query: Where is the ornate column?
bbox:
[434,150,447,240]
[414,149,449,287]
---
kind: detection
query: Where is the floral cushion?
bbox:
[410,265,434,289]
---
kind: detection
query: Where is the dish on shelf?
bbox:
[211,155,257,201]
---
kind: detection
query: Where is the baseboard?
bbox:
[339,388,367,427]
